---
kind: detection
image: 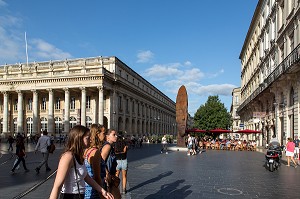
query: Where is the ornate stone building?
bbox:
[0,56,176,138]
[237,0,300,147]
[230,87,241,139]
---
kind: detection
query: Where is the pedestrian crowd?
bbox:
[7,124,131,199]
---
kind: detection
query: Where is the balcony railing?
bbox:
[238,43,300,113]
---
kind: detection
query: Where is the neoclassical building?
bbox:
[0,56,176,138]
[237,0,300,147]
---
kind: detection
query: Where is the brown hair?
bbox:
[89,124,100,148]
[287,137,293,142]
[64,125,90,164]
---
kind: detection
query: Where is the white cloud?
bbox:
[0,0,7,7]
[184,61,192,66]
[0,5,72,64]
[187,83,236,96]
[144,63,182,78]
[136,50,154,63]
[31,39,72,60]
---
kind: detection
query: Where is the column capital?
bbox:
[16,90,23,95]
[31,89,39,94]
[1,91,8,95]
[80,87,86,91]
[47,88,53,93]
[63,87,69,92]
[97,86,104,92]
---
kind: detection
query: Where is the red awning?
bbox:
[209,128,231,133]
[185,128,206,133]
[235,129,262,134]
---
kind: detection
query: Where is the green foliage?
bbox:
[194,95,231,131]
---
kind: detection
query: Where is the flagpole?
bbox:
[25,32,29,67]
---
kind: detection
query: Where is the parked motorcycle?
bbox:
[265,146,282,172]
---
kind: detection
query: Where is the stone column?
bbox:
[17,91,23,134]
[2,92,8,135]
[48,89,55,134]
[32,90,39,135]
[98,86,104,125]
[64,88,70,133]
[80,87,86,126]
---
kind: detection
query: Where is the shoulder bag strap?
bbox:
[72,156,82,199]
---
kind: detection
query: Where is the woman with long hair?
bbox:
[115,135,128,194]
[49,125,113,199]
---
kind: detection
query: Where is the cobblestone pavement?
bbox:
[0,142,299,199]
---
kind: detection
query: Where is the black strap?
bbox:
[72,156,82,199]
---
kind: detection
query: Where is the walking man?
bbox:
[35,130,51,173]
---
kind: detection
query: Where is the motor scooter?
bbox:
[265,146,282,172]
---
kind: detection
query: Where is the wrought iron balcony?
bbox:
[237,43,300,113]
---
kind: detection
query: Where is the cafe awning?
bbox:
[209,128,231,133]
[185,128,206,133]
[235,129,262,134]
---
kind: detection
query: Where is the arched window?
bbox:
[70,116,77,129]
[86,116,92,128]
[55,117,62,134]
[26,117,33,135]
[41,117,48,132]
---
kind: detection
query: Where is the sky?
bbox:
[0,0,258,116]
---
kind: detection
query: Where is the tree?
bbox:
[193,95,231,132]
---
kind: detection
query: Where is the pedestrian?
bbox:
[187,134,193,155]
[84,124,105,199]
[7,135,14,151]
[294,136,300,164]
[115,135,128,194]
[286,137,297,168]
[101,129,120,198]
[11,137,29,173]
[49,125,113,199]
[160,135,168,154]
[35,130,51,173]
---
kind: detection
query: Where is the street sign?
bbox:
[239,123,244,128]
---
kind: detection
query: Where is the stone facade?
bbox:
[237,0,300,147]
[0,56,176,138]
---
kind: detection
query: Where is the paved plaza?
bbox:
[0,142,299,199]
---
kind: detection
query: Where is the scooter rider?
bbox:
[269,135,280,148]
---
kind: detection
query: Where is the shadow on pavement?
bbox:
[144,179,192,199]
[128,171,173,192]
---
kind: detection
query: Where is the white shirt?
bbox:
[61,158,87,194]
[35,135,51,153]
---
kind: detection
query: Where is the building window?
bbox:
[14,99,18,111]
[86,96,91,109]
[26,117,33,135]
[13,117,17,134]
[55,98,60,110]
[289,33,294,53]
[132,101,135,113]
[0,119,3,134]
[70,97,76,110]
[126,99,129,113]
[86,116,92,128]
[104,95,107,110]
[42,97,47,110]
[41,117,47,132]
[118,96,122,111]
[55,117,62,134]
[28,98,32,111]
[70,116,77,129]
[289,87,294,107]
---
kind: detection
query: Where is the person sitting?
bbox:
[269,135,280,149]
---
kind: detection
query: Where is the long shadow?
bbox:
[128,171,173,192]
[128,143,178,162]
[145,179,192,199]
